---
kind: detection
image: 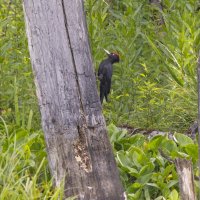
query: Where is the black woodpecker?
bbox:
[98,49,120,104]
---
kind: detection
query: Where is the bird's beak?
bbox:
[103,48,111,55]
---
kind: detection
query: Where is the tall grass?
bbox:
[0,0,40,130]
[0,115,68,199]
[1,0,200,199]
[85,0,200,131]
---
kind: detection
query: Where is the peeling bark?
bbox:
[23,0,124,199]
[175,159,196,200]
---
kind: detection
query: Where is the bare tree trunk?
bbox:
[175,159,196,200]
[23,0,124,199]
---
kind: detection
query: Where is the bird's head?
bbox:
[104,49,120,63]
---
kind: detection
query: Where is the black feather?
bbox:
[98,53,119,104]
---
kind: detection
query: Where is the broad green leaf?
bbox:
[108,124,127,144]
[116,151,132,168]
[156,155,165,166]
[146,183,160,189]
[161,139,178,153]
[126,134,145,146]
[175,151,190,158]
[174,133,194,146]
[128,146,149,166]
[184,144,198,163]
[119,134,145,150]
[148,135,165,150]
[167,189,179,200]
[162,165,174,178]
[144,187,150,200]
[137,173,153,184]
[167,180,178,188]
[154,196,166,200]
[128,167,139,177]
[132,182,142,189]
[139,163,155,176]
[128,189,142,199]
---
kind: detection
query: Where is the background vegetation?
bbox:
[86,0,200,131]
[0,0,200,199]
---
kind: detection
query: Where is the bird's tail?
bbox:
[100,80,111,104]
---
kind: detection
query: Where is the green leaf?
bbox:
[175,151,190,158]
[156,155,165,167]
[108,124,127,143]
[128,167,139,177]
[116,151,132,168]
[128,146,149,166]
[139,164,155,176]
[137,173,153,184]
[162,165,174,178]
[144,187,150,200]
[146,36,162,57]
[165,63,184,87]
[184,144,198,162]
[148,135,164,150]
[167,180,178,188]
[167,189,179,200]
[146,183,160,189]
[132,182,142,189]
[128,189,142,199]
[125,134,145,147]
[154,196,166,200]
[174,133,194,146]
[27,109,33,131]
[161,139,178,153]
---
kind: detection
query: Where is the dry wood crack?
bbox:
[73,116,92,173]
[23,0,125,198]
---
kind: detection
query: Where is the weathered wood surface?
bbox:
[23,0,124,199]
[175,159,196,200]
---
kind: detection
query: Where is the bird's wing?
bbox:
[98,61,107,79]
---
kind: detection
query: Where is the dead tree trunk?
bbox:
[175,159,196,200]
[23,0,124,199]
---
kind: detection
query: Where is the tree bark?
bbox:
[175,158,196,200]
[23,0,124,199]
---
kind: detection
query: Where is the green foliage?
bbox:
[0,116,67,199]
[85,0,200,131]
[1,0,200,199]
[0,2,68,197]
[108,124,198,199]
[0,0,40,130]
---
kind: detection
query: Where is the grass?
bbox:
[0,0,200,199]
[0,115,67,199]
